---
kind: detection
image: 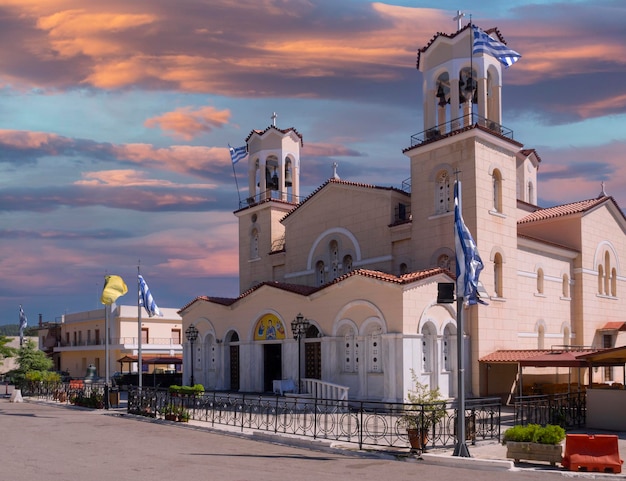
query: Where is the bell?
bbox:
[465,77,475,93]
[285,165,292,186]
[271,168,279,190]
[436,84,447,107]
[265,167,273,187]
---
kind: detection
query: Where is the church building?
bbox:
[179,23,626,403]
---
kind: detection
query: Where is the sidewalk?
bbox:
[26,394,626,476]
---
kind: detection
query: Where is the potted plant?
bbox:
[163,404,179,421]
[400,370,447,451]
[503,424,566,466]
[178,408,190,423]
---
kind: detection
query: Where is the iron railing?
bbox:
[513,392,586,428]
[127,387,501,450]
[410,114,514,147]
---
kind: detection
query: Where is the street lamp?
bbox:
[291,313,310,394]
[185,324,199,386]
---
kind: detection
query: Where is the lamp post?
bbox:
[290,313,310,394]
[185,324,199,386]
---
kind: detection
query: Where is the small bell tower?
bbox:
[245,112,302,204]
[418,22,505,137]
[236,114,303,293]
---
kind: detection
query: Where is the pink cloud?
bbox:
[74,169,216,189]
[145,106,231,140]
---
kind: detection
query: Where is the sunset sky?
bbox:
[1,0,625,325]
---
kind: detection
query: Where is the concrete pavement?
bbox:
[11,394,626,478]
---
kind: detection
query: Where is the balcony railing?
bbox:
[410,113,514,148]
[58,337,182,348]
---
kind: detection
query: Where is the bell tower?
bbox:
[245,112,302,204]
[235,114,303,293]
[405,20,524,396]
[418,23,505,138]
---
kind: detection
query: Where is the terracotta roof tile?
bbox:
[179,267,452,313]
[517,196,609,224]
[245,125,303,146]
[479,349,553,363]
[417,24,507,70]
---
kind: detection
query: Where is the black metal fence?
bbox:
[513,392,586,428]
[127,387,502,450]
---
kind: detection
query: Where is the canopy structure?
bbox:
[116,354,182,373]
[480,346,626,397]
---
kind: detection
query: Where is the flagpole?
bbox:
[231,156,241,206]
[104,303,110,409]
[453,178,470,457]
[137,262,142,390]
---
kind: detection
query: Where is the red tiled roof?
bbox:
[519,148,542,164]
[245,125,303,146]
[479,349,553,363]
[417,24,508,70]
[517,196,609,224]
[599,322,626,331]
[179,267,452,314]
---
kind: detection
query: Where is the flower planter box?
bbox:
[506,441,563,466]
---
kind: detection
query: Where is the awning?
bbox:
[577,346,626,366]
[480,347,626,368]
[598,322,626,332]
[519,350,597,368]
[479,349,553,363]
[117,355,183,365]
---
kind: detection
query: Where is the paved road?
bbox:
[0,399,571,481]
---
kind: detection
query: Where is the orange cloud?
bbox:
[74,169,216,189]
[145,106,231,140]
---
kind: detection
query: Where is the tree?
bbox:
[0,335,17,365]
[16,339,53,373]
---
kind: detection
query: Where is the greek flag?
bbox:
[229,144,248,164]
[19,305,27,345]
[454,181,487,306]
[472,26,521,68]
[139,275,163,317]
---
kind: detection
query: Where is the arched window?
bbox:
[492,169,503,212]
[399,262,408,275]
[494,252,503,297]
[562,274,570,298]
[343,328,357,373]
[250,228,259,259]
[538,324,545,350]
[563,326,571,346]
[437,254,451,271]
[329,240,339,280]
[527,181,534,204]
[367,327,382,373]
[536,268,544,294]
[435,170,451,215]
[598,264,604,295]
[611,268,617,297]
[604,252,611,295]
[342,255,353,274]
[316,260,325,286]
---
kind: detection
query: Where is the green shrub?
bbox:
[503,424,565,445]
[169,384,205,396]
